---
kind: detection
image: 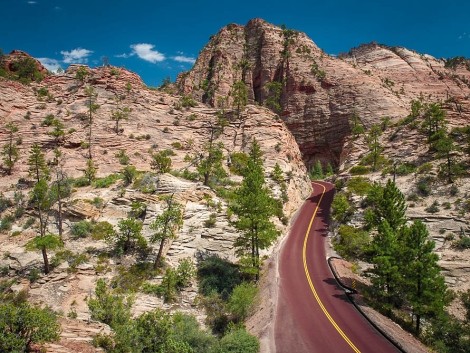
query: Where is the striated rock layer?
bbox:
[177,18,470,167]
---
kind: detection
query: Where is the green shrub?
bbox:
[349,165,369,175]
[0,215,14,231]
[331,193,353,223]
[216,328,259,353]
[93,173,121,188]
[204,213,217,228]
[227,282,258,322]
[115,150,129,165]
[197,255,242,299]
[417,176,434,196]
[425,201,440,214]
[395,162,417,176]
[454,237,470,250]
[334,225,370,260]
[111,263,155,293]
[417,162,433,174]
[41,114,55,127]
[229,152,248,175]
[71,220,93,238]
[347,177,373,196]
[0,193,12,212]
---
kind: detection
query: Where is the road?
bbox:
[274,181,400,353]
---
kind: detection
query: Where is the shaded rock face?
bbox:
[1,50,48,77]
[177,19,470,168]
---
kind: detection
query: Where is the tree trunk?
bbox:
[154,239,165,269]
[416,313,421,335]
[42,246,50,274]
[447,152,452,184]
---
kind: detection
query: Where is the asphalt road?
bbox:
[274,181,400,353]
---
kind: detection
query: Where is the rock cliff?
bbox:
[177,19,470,167]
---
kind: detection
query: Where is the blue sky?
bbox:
[1,0,469,86]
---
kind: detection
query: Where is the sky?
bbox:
[1,0,469,87]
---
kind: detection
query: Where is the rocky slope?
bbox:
[0,62,311,351]
[177,18,470,167]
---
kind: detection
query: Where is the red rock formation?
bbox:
[177,19,470,167]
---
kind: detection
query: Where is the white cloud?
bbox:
[130,43,165,63]
[172,55,196,64]
[27,1,37,4]
[115,52,133,59]
[60,48,93,64]
[38,58,62,73]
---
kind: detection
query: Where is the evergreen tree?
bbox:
[84,85,99,160]
[366,124,383,171]
[231,139,279,279]
[151,150,172,174]
[50,150,71,239]
[47,118,65,145]
[111,97,130,134]
[113,218,146,254]
[150,194,183,268]
[28,143,49,182]
[422,103,446,141]
[400,221,450,335]
[369,220,401,315]
[84,158,97,185]
[1,122,19,175]
[433,130,457,183]
[231,80,248,118]
[367,180,407,231]
[350,112,364,138]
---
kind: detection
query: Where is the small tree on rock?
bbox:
[1,122,19,175]
[150,194,183,268]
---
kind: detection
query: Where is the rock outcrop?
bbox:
[177,19,470,167]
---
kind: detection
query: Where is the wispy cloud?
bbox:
[458,32,470,40]
[60,48,93,64]
[38,58,62,73]
[27,1,37,4]
[130,43,165,63]
[115,52,133,59]
[172,55,196,64]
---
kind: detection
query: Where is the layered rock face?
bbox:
[177,19,470,167]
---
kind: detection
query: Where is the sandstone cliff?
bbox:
[0,62,311,351]
[177,19,470,167]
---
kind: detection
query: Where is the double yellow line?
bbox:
[302,182,361,353]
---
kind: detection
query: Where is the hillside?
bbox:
[1,18,470,353]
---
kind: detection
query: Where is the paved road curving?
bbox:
[274,181,400,353]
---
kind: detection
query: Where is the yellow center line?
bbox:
[303,182,361,353]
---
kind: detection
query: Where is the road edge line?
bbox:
[327,256,407,353]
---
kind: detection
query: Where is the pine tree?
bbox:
[150,194,183,268]
[367,180,407,231]
[84,86,99,160]
[47,118,65,145]
[28,143,49,183]
[111,95,130,134]
[422,103,446,141]
[231,139,279,280]
[150,150,172,174]
[2,122,20,175]
[231,80,248,118]
[400,221,450,335]
[433,130,457,183]
[114,218,146,254]
[366,124,383,171]
[369,220,401,315]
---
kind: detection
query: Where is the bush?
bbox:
[71,220,93,238]
[0,302,59,352]
[197,254,242,299]
[425,201,440,214]
[0,215,14,231]
[93,173,121,188]
[347,177,373,196]
[121,165,137,186]
[88,278,133,328]
[204,213,217,228]
[417,176,435,196]
[215,328,259,353]
[417,162,433,174]
[331,193,353,223]
[227,282,258,322]
[229,152,248,176]
[334,225,370,260]
[395,162,417,176]
[454,237,470,250]
[349,165,369,175]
